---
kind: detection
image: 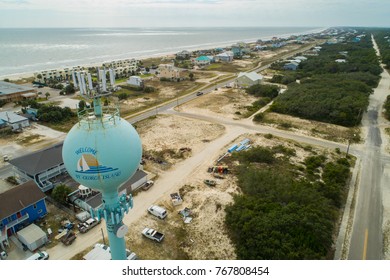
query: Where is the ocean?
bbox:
[0,27,323,78]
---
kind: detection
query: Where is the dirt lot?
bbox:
[135,114,225,172]
[178,87,259,120]
[259,112,360,143]
[124,129,340,260]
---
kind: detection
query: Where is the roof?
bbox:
[0,81,36,96]
[16,223,47,244]
[0,111,28,124]
[284,61,300,66]
[0,180,46,220]
[216,52,232,57]
[21,92,37,98]
[196,56,211,61]
[237,72,263,82]
[9,142,64,175]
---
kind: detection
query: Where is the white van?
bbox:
[26,251,49,260]
[147,205,167,219]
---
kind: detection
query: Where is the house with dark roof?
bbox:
[9,143,66,192]
[0,180,47,250]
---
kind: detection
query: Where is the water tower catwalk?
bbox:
[63,69,142,260]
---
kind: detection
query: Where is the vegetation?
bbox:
[270,33,381,127]
[372,29,390,69]
[6,176,18,185]
[246,84,279,99]
[385,95,390,121]
[271,75,370,126]
[51,184,72,204]
[38,104,76,123]
[225,145,351,259]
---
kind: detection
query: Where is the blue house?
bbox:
[194,56,213,66]
[0,180,47,250]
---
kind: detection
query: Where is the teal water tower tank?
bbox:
[62,113,142,193]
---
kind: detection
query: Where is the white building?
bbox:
[0,111,30,131]
[236,72,263,88]
[127,76,144,88]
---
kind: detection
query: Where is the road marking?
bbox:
[363,229,368,260]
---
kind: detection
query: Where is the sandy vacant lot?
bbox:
[179,87,258,120]
[124,124,339,260]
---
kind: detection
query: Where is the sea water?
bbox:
[0,26,323,78]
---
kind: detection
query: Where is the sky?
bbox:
[0,0,389,28]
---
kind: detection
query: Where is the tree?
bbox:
[64,84,75,95]
[36,74,42,81]
[45,92,50,100]
[189,72,195,81]
[78,100,86,111]
[51,184,72,204]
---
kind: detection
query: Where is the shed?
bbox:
[17,223,48,251]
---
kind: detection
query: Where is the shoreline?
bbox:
[0,27,328,82]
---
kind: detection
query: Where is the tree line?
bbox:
[269,31,381,127]
[225,146,351,259]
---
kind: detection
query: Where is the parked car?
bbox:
[142,180,154,191]
[26,251,49,260]
[147,205,167,219]
[196,91,204,96]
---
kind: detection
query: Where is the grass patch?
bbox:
[204,63,243,73]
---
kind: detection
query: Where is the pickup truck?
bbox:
[142,227,164,242]
[77,218,100,233]
[61,230,77,246]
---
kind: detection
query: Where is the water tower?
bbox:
[63,70,142,260]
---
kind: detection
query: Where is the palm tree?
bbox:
[45,92,50,100]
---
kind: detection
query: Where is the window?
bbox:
[33,204,37,209]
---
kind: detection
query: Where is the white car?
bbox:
[26,251,49,260]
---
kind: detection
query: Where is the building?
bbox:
[194,56,213,66]
[335,59,347,63]
[0,111,30,131]
[70,169,148,211]
[176,50,191,60]
[127,76,144,88]
[16,223,48,251]
[9,143,66,192]
[236,72,263,88]
[0,180,47,250]
[215,51,234,62]
[158,64,186,80]
[294,56,308,61]
[0,81,37,102]
[283,61,300,71]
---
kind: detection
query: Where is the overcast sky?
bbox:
[0,0,389,28]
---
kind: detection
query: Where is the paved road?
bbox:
[348,37,390,260]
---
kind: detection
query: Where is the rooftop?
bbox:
[0,111,29,124]
[9,143,64,175]
[238,71,263,81]
[0,180,46,220]
[0,81,36,96]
